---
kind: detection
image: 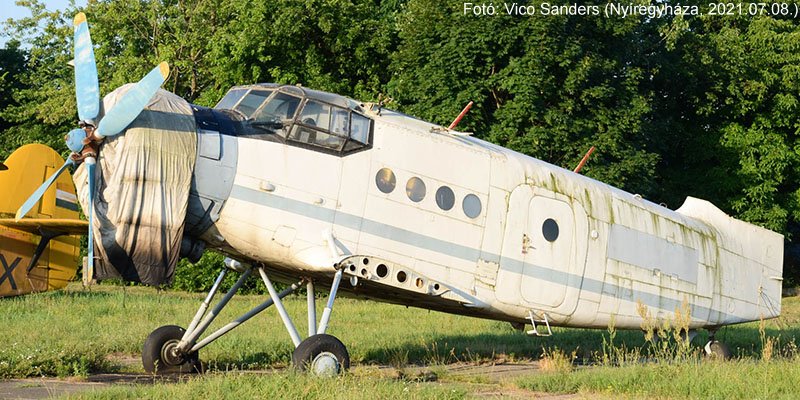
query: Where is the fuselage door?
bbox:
[497,184,588,316]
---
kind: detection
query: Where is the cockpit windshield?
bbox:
[213,85,373,156]
[215,88,247,110]
[243,92,301,137]
[236,90,273,117]
[252,93,301,124]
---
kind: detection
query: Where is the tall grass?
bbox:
[518,360,800,399]
[527,296,800,399]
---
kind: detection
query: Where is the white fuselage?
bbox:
[206,107,783,330]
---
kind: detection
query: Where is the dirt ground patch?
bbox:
[0,362,578,399]
[0,373,189,399]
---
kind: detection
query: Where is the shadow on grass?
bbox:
[359,324,800,365]
[149,324,800,373]
[46,290,114,299]
[360,328,649,365]
[715,324,800,358]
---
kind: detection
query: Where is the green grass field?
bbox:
[1,282,800,399]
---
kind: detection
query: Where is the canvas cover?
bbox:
[74,86,197,285]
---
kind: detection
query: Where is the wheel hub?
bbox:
[310,352,340,377]
[161,339,185,366]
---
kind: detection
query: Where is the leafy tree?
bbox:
[199,0,400,105]
[0,40,27,147]
[0,1,74,160]
[388,0,664,195]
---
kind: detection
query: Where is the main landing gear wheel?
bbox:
[704,340,732,360]
[142,325,202,374]
[292,334,350,376]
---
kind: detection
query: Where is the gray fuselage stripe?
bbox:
[231,185,483,261]
[230,184,737,322]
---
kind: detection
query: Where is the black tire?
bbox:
[705,340,732,360]
[142,325,202,374]
[292,334,350,375]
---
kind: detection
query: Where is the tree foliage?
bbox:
[3,0,800,285]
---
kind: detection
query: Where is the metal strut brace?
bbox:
[189,279,303,353]
[317,268,344,335]
[178,268,252,351]
[259,267,303,347]
[183,269,227,338]
[307,281,317,337]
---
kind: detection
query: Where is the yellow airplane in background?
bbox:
[0,144,87,297]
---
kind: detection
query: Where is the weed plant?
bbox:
[527,296,800,399]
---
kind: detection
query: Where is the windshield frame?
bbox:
[213,85,374,157]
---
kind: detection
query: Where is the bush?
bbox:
[172,252,269,295]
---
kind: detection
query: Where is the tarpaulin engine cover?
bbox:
[74,86,197,286]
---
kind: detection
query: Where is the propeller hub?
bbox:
[66,128,86,152]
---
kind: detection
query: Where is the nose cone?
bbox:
[66,128,86,153]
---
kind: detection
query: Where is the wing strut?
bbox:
[26,229,65,275]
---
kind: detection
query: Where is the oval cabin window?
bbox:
[462,194,482,219]
[436,186,455,210]
[375,168,396,194]
[406,177,426,202]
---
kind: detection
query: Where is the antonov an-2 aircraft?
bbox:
[18,13,783,375]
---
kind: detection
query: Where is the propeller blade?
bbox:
[15,159,75,221]
[96,62,169,138]
[86,158,96,282]
[74,13,100,122]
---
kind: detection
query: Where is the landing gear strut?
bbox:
[141,261,348,375]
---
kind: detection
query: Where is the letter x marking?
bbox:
[0,254,21,291]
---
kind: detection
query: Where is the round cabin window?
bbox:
[406,177,426,202]
[435,186,455,210]
[462,194,482,219]
[375,168,396,194]
[542,218,559,242]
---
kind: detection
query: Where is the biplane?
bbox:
[0,144,86,297]
[16,13,783,374]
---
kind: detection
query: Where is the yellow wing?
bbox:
[0,144,84,297]
[0,218,88,235]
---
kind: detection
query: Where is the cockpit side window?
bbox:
[215,88,248,110]
[235,89,273,117]
[286,99,372,155]
[343,113,371,152]
[298,100,331,131]
[350,113,370,144]
[330,108,350,136]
